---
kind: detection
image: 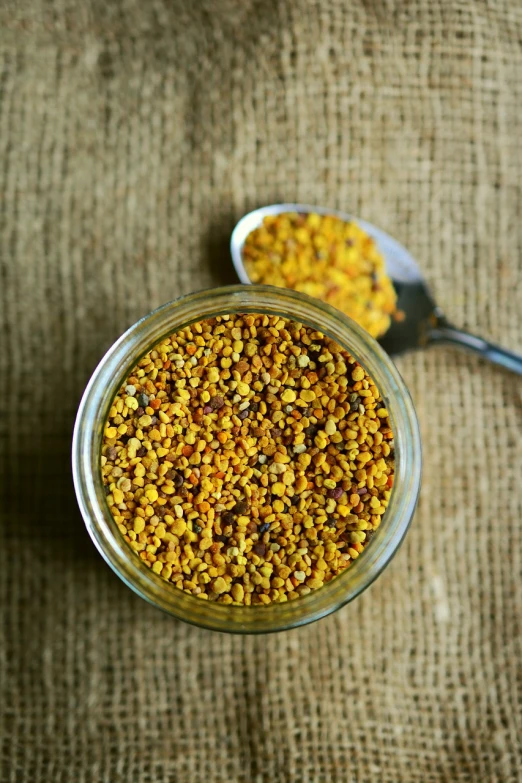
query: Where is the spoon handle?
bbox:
[429,321,522,376]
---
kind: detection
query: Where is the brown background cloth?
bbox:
[1,1,522,781]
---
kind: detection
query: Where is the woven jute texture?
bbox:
[1,1,522,781]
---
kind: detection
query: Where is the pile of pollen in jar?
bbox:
[101,313,395,605]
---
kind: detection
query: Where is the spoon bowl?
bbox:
[231,203,522,374]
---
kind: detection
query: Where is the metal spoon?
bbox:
[231,203,522,374]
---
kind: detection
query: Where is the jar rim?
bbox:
[72,285,422,633]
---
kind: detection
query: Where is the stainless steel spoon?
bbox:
[231,203,522,374]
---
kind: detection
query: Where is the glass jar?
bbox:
[72,285,421,633]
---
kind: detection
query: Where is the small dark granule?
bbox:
[136,446,147,458]
[203,405,212,414]
[253,542,266,557]
[150,416,158,425]
[216,534,229,544]
[365,529,374,541]
[156,507,166,518]
[209,395,224,410]
[136,406,145,417]
[221,511,235,526]
[192,523,202,534]
[258,522,271,534]
[271,427,282,438]
[233,500,249,515]
[250,402,259,413]
[166,470,184,488]
[104,485,112,495]
[350,398,361,412]
[238,409,249,420]
[138,393,149,407]
[327,487,343,500]
[327,518,337,528]
[290,495,301,505]
[106,446,118,461]
[305,425,318,438]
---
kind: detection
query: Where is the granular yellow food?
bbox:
[243,212,398,338]
[101,314,395,605]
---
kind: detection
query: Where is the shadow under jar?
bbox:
[72,285,421,633]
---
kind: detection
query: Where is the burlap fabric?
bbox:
[1,1,522,780]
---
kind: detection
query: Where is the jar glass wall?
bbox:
[72,285,421,633]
